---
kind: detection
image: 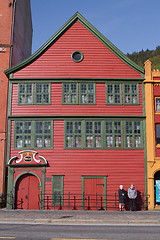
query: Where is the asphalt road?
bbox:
[0,223,160,240]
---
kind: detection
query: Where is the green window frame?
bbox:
[106,83,122,105]
[62,83,96,105]
[18,83,51,105]
[79,83,95,104]
[123,83,139,105]
[35,83,50,104]
[62,83,78,104]
[105,121,123,148]
[18,83,34,105]
[124,120,142,148]
[15,121,32,148]
[85,121,102,148]
[52,175,64,206]
[65,121,82,148]
[64,119,143,149]
[14,120,53,149]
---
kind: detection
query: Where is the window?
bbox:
[125,121,142,148]
[71,51,83,62]
[156,125,160,145]
[35,121,52,148]
[65,121,82,148]
[86,121,102,148]
[80,83,95,104]
[106,83,139,105]
[105,121,122,148]
[106,84,122,104]
[35,84,50,104]
[52,175,64,205]
[15,121,32,148]
[18,83,50,105]
[155,98,160,112]
[124,84,139,104]
[65,119,143,149]
[62,83,78,104]
[62,83,95,105]
[19,84,33,104]
[15,120,53,149]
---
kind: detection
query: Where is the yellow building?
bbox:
[144,60,160,210]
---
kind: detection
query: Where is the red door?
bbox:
[15,174,40,210]
[84,178,104,210]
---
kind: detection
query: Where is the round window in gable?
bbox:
[71,51,83,62]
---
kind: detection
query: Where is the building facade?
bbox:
[0,0,32,202]
[144,60,160,210]
[5,13,147,210]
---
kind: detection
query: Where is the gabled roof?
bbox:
[4,12,144,76]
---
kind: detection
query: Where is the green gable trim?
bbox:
[4,12,144,76]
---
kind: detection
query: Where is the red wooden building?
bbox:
[5,12,147,210]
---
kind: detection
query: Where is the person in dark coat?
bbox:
[118,185,126,211]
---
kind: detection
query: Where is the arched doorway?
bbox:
[154,171,160,207]
[15,173,41,210]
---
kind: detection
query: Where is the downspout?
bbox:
[9,0,16,67]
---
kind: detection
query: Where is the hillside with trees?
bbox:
[126,46,160,70]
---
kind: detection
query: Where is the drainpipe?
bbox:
[9,0,16,67]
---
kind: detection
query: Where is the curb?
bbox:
[0,218,159,225]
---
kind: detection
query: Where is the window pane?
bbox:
[35,121,52,148]
[106,136,113,147]
[63,83,77,104]
[16,136,23,148]
[124,84,138,104]
[80,83,95,104]
[86,136,93,147]
[106,84,121,104]
[36,136,42,148]
[125,121,142,148]
[44,135,51,147]
[65,121,82,148]
[66,136,73,147]
[36,84,50,104]
[156,125,160,144]
[19,84,33,104]
[75,136,82,147]
[24,135,31,148]
[36,122,43,133]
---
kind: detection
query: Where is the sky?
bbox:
[30,0,160,55]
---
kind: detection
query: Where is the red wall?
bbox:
[13,21,141,79]
[11,83,143,116]
[10,120,145,199]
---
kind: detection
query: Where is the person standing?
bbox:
[118,185,126,211]
[128,184,137,211]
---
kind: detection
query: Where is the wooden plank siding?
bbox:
[13,21,141,79]
[11,83,143,116]
[10,120,145,198]
[7,15,146,210]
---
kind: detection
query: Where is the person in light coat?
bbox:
[128,184,137,211]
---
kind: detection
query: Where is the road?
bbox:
[0,223,160,240]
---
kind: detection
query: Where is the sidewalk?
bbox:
[0,209,160,225]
